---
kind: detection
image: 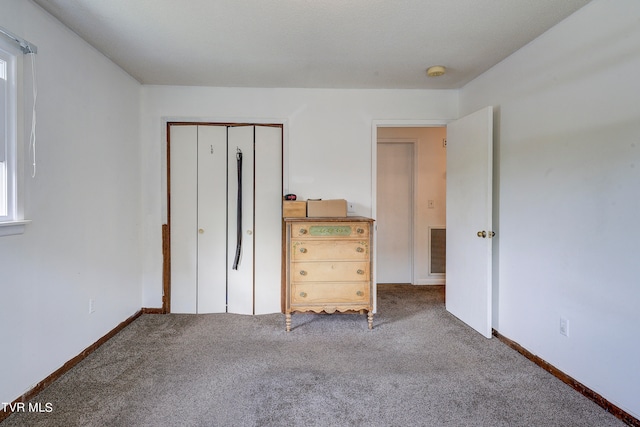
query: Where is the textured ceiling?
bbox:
[32,0,590,89]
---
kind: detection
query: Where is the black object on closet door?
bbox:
[232,148,243,270]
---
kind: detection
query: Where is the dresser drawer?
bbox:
[291,240,369,261]
[292,261,369,282]
[291,282,370,305]
[291,222,370,239]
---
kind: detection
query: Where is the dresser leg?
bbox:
[286,313,291,332]
[367,311,373,330]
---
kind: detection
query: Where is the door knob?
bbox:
[246,230,253,235]
[198,228,204,234]
[477,230,487,238]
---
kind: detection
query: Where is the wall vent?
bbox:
[430,227,446,275]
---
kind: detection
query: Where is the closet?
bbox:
[168,124,282,315]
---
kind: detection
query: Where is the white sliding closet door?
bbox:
[170,124,282,315]
[254,126,283,314]
[227,126,255,315]
[170,126,198,314]
[197,126,227,313]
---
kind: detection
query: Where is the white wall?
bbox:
[0,1,142,403]
[377,127,447,284]
[460,0,640,419]
[140,87,458,307]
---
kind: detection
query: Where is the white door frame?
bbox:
[371,120,449,311]
[376,139,416,285]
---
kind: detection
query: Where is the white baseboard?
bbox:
[414,278,445,285]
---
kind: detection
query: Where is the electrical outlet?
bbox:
[428,200,435,209]
[560,317,569,337]
[347,202,355,213]
[89,299,95,314]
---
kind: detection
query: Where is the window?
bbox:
[0,45,16,219]
[0,38,28,236]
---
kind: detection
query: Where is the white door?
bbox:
[446,106,493,338]
[254,126,284,315]
[170,124,282,315]
[227,126,255,315]
[169,125,198,314]
[376,142,413,283]
[197,126,227,313]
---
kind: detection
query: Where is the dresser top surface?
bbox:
[284,216,374,224]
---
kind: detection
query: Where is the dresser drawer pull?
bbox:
[356,247,364,253]
[300,292,307,298]
[356,228,365,234]
[299,270,307,276]
[299,228,307,235]
[356,290,364,297]
[357,269,365,275]
[299,247,307,253]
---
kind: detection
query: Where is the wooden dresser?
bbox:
[284,217,375,331]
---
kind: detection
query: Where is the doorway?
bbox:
[373,110,494,338]
[374,126,447,288]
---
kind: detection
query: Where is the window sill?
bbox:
[0,220,31,237]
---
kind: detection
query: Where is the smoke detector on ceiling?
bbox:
[426,65,446,77]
